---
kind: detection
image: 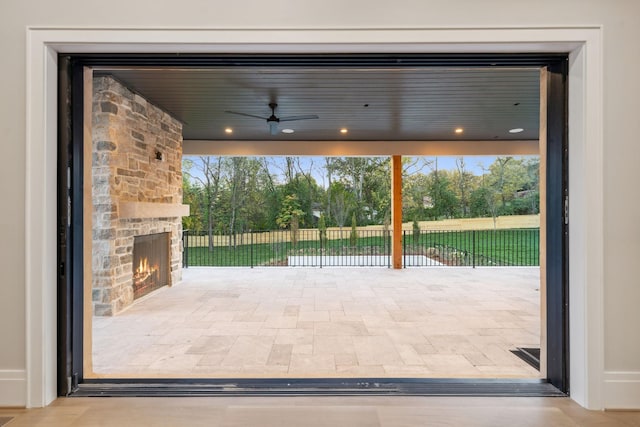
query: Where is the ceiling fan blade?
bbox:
[224,110,268,120]
[279,114,319,122]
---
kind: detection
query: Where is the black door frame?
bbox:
[544,60,570,392]
[58,53,569,396]
[58,58,86,396]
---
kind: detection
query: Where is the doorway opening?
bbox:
[59,53,567,395]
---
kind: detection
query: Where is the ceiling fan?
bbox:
[225,102,319,135]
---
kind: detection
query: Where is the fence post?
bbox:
[387,231,391,269]
[250,230,254,268]
[403,230,406,268]
[472,230,476,269]
[319,229,323,269]
[183,229,189,268]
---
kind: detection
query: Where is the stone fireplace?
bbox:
[91,76,189,316]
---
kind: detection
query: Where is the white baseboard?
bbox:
[0,370,26,407]
[604,371,640,409]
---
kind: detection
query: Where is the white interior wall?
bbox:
[1,0,638,410]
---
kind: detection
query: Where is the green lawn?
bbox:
[406,229,539,266]
[183,234,392,267]
[183,228,539,267]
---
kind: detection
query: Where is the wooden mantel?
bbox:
[119,202,190,219]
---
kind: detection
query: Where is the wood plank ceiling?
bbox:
[100,66,540,142]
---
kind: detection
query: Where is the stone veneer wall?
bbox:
[92,76,184,316]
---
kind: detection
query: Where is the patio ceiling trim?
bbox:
[183,139,539,156]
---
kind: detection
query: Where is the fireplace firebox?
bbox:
[132,232,170,300]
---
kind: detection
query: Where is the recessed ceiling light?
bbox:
[281,128,294,134]
[224,128,233,134]
[509,128,524,134]
[340,128,348,134]
[454,128,464,134]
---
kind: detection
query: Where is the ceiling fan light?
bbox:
[226,103,318,135]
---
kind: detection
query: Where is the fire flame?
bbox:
[133,257,158,283]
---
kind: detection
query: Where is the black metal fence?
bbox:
[402,228,539,267]
[183,228,539,268]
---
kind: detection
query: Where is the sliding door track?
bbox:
[73,378,564,397]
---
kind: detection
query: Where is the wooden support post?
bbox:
[391,155,403,269]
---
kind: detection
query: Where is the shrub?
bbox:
[349,212,358,246]
[412,219,420,245]
[318,213,328,247]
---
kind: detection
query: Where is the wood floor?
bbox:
[1,396,639,426]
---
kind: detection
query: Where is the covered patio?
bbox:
[92,267,540,379]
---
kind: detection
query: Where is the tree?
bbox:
[181,170,204,231]
[182,155,541,248]
[382,211,391,240]
[473,164,501,229]
[183,156,223,251]
[490,156,510,210]
[361,158,391,224]
[332,158,367,205]
[402,173,431,221]
[276,194,304,247]
[324,157,334,221]
[258,157,284,230]
[522,157,541,214]
[281,172,323,227]
[224,157,250,247]
[486,157,530,214]
[428,170,459,219]
[454,157,475,217]
[329,157,390,224]
[329,181,355,239]
[469,186,491,218]
[243,158,275,230]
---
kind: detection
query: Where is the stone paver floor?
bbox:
[92,267,541,378]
